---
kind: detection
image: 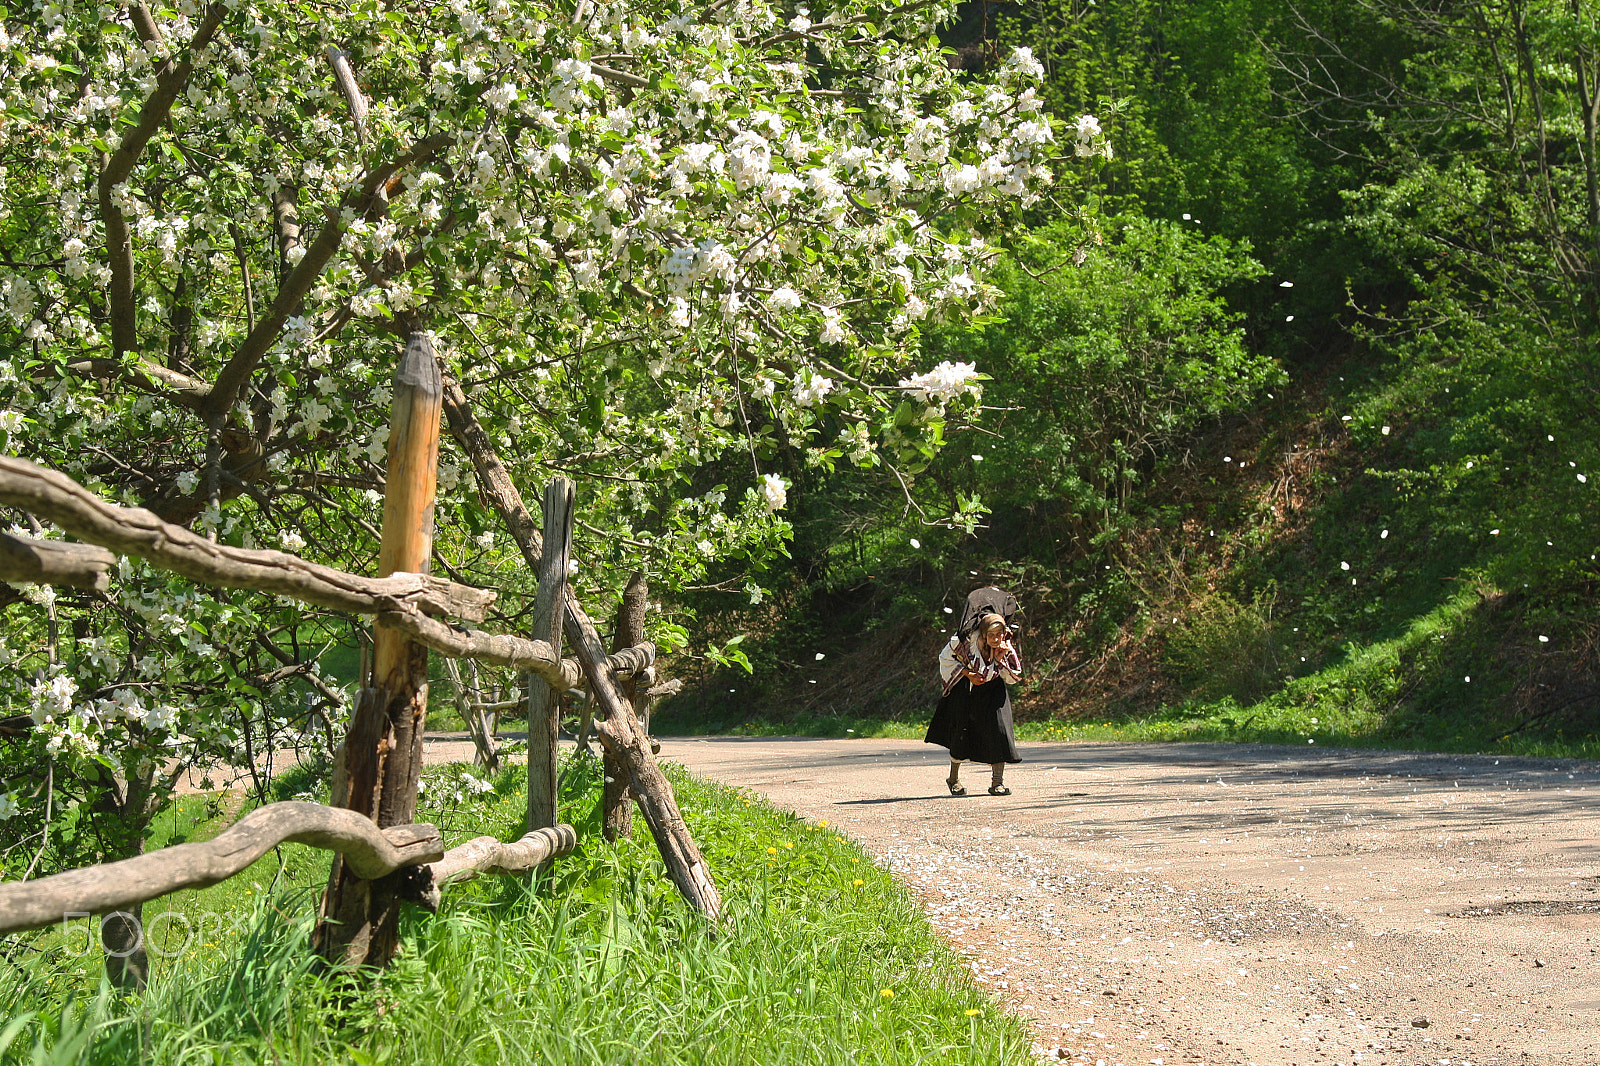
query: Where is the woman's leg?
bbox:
[990,763,1006,789]
[948,758,963,786]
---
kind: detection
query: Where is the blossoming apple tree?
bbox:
[0,0,1103,891]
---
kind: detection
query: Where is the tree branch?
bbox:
[201,132,456,420]
[98,3,227,359]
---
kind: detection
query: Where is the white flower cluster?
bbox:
[761,473,787,512]
[899,361,983,405]
[1075,114,1113,159]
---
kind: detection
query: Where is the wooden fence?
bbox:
[0,330,720,976]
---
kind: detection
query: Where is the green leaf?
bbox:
[0,1013,35,1057]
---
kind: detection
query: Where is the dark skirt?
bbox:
[924,677,1020,764]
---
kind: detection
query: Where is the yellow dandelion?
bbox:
[853,878,864,885]
[818,820,829,828]
[783,841,794,849]
[766,846,777,854]
[880,988,895,999]
[965,1009,981,1017]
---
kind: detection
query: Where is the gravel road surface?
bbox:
[660,737,1600,1066]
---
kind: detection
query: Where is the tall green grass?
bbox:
[0,759,1032,1065]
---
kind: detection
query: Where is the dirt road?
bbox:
[661,737,1599,1066]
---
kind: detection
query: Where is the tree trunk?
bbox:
[603,572,648,841]
[101,899,148,989]
[315,332,442,969]
[525,479,573,834]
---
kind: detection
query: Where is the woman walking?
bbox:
[925,588,1023,795]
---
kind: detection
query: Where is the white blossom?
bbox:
[793,369,835,407]
[761,473,787,511]
[899,360,982,404]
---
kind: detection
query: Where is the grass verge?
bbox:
[0,758,1032,1065]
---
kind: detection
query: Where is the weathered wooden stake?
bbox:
[315,331,442,969]
[525,478,573,834]
[603,571,648,841]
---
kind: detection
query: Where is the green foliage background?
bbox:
[658,0,1600,758]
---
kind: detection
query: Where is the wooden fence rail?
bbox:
[0,456,657,697]
[0,456,495,622]
[0,801,441,936]
[0,801,579,937]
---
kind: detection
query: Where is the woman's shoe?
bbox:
[947,778,967,796]
[987,784,1011,796]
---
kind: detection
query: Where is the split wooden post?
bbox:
[315,331,442,969]
[603,571,648,841]
[525,478,573,834]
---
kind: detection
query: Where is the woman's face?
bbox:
[982,623,1008,651]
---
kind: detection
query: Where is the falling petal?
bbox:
[1286,315,1295,322]
[1340,561,1350,570]
[943,606,953,614]
[971,454,983,462]
[1580,474,1589,484]
[1224,456,1232,463]
[815,652,826,660]
[1381,529,1390,539]
[1280,281,1294,288]
[1182,213,1191,220]
[1341,415,1352,422]
[1538,635,1549,643]
[1464,675,1471,682]
[909,538,921,549]
[1548,434,1555,442]
[1491,528,1500,535]
[1381,426,1391,435]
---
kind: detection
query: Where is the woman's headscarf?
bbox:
[957,586,1020,639]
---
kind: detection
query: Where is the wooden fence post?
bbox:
[315,331,442,969]
[441,380,722,920]
[525,478,573,833]
[603,571,647,841]
[564,592,722,918]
